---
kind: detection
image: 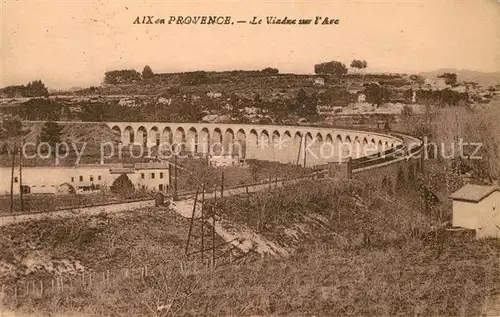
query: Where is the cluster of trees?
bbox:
[314,61,348,76]
[430,107,500,182]
[103,66,282,86]
[313,60,368,76]
[261,67,279,74]
[409,75,425,84]
[364,83,392,106]
[18,98,63,121]
[290,89,318,118]
[350,60,368,69]
[39,121,63,152]
[416,89,468,107]
[103,69,142,85]
[0,80,49,98]
[437,73,458,86]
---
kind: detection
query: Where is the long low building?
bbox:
[0,162,171,196]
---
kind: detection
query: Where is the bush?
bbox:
[104,70,142,85]
[262,67,279,75]
[110,173,135,197]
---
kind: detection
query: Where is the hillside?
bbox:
[419,69,500,87]
[1,180,500,316]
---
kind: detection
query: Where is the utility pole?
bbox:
[185,187,199,255]
[211,191,217,269]
[220,169,224,208]
[200,182,206,265]
[19,141,24,212]
[212,207,216,269]
[173,153,178,201]
[10,145,16,213]
[303,136,307,167]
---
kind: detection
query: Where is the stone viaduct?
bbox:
[105,122,406,167]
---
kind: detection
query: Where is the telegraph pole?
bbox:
[19,140,24,212]
[220,169,224,208]
[303,136,307,167]
[200,182,206,265]
[173,153,178,201]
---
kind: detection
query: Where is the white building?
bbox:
[208,155,244,167]
[450,184,500,239]
[0,162,170,196]
[357,93,366,103]
[314,77,325,86]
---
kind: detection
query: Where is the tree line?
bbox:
[103,66,281,85]
[0,80,49,98]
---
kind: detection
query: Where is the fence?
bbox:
[1,266,151,300]
[0,247,259,302]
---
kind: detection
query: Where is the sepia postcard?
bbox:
[1,0,500,316]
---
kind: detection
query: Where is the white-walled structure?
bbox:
[209,155,243,167]
[0,162,170,196]
[450,184,500,239]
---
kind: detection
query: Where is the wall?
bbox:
[452,200,479,229]
[453,192,500,239]
[351,154,422,194]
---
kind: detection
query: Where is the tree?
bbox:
[110,173,135,197]
[314,61,348,76]
[350,59,368,69]
[142,65,154,80]
[293,89,318,117]
[39,121,63,153]
[437,73,458,86]
[364,83,391,106]
[25,80,49,97]
[261,67,279,74]
[401,105,413,122]
[104,69,142,84]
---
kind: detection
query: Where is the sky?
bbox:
[1,0,500,90]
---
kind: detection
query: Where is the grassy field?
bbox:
[1,180,499,316]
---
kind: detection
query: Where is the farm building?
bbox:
[450,184,500,239]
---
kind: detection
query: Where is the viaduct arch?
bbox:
[106,122,405,167]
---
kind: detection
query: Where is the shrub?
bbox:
[110,173,135,197]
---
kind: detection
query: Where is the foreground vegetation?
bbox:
[1,180,499,316]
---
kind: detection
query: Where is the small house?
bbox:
[450,184,500,239]
[314,77,325,86]
[357,93,366,103]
